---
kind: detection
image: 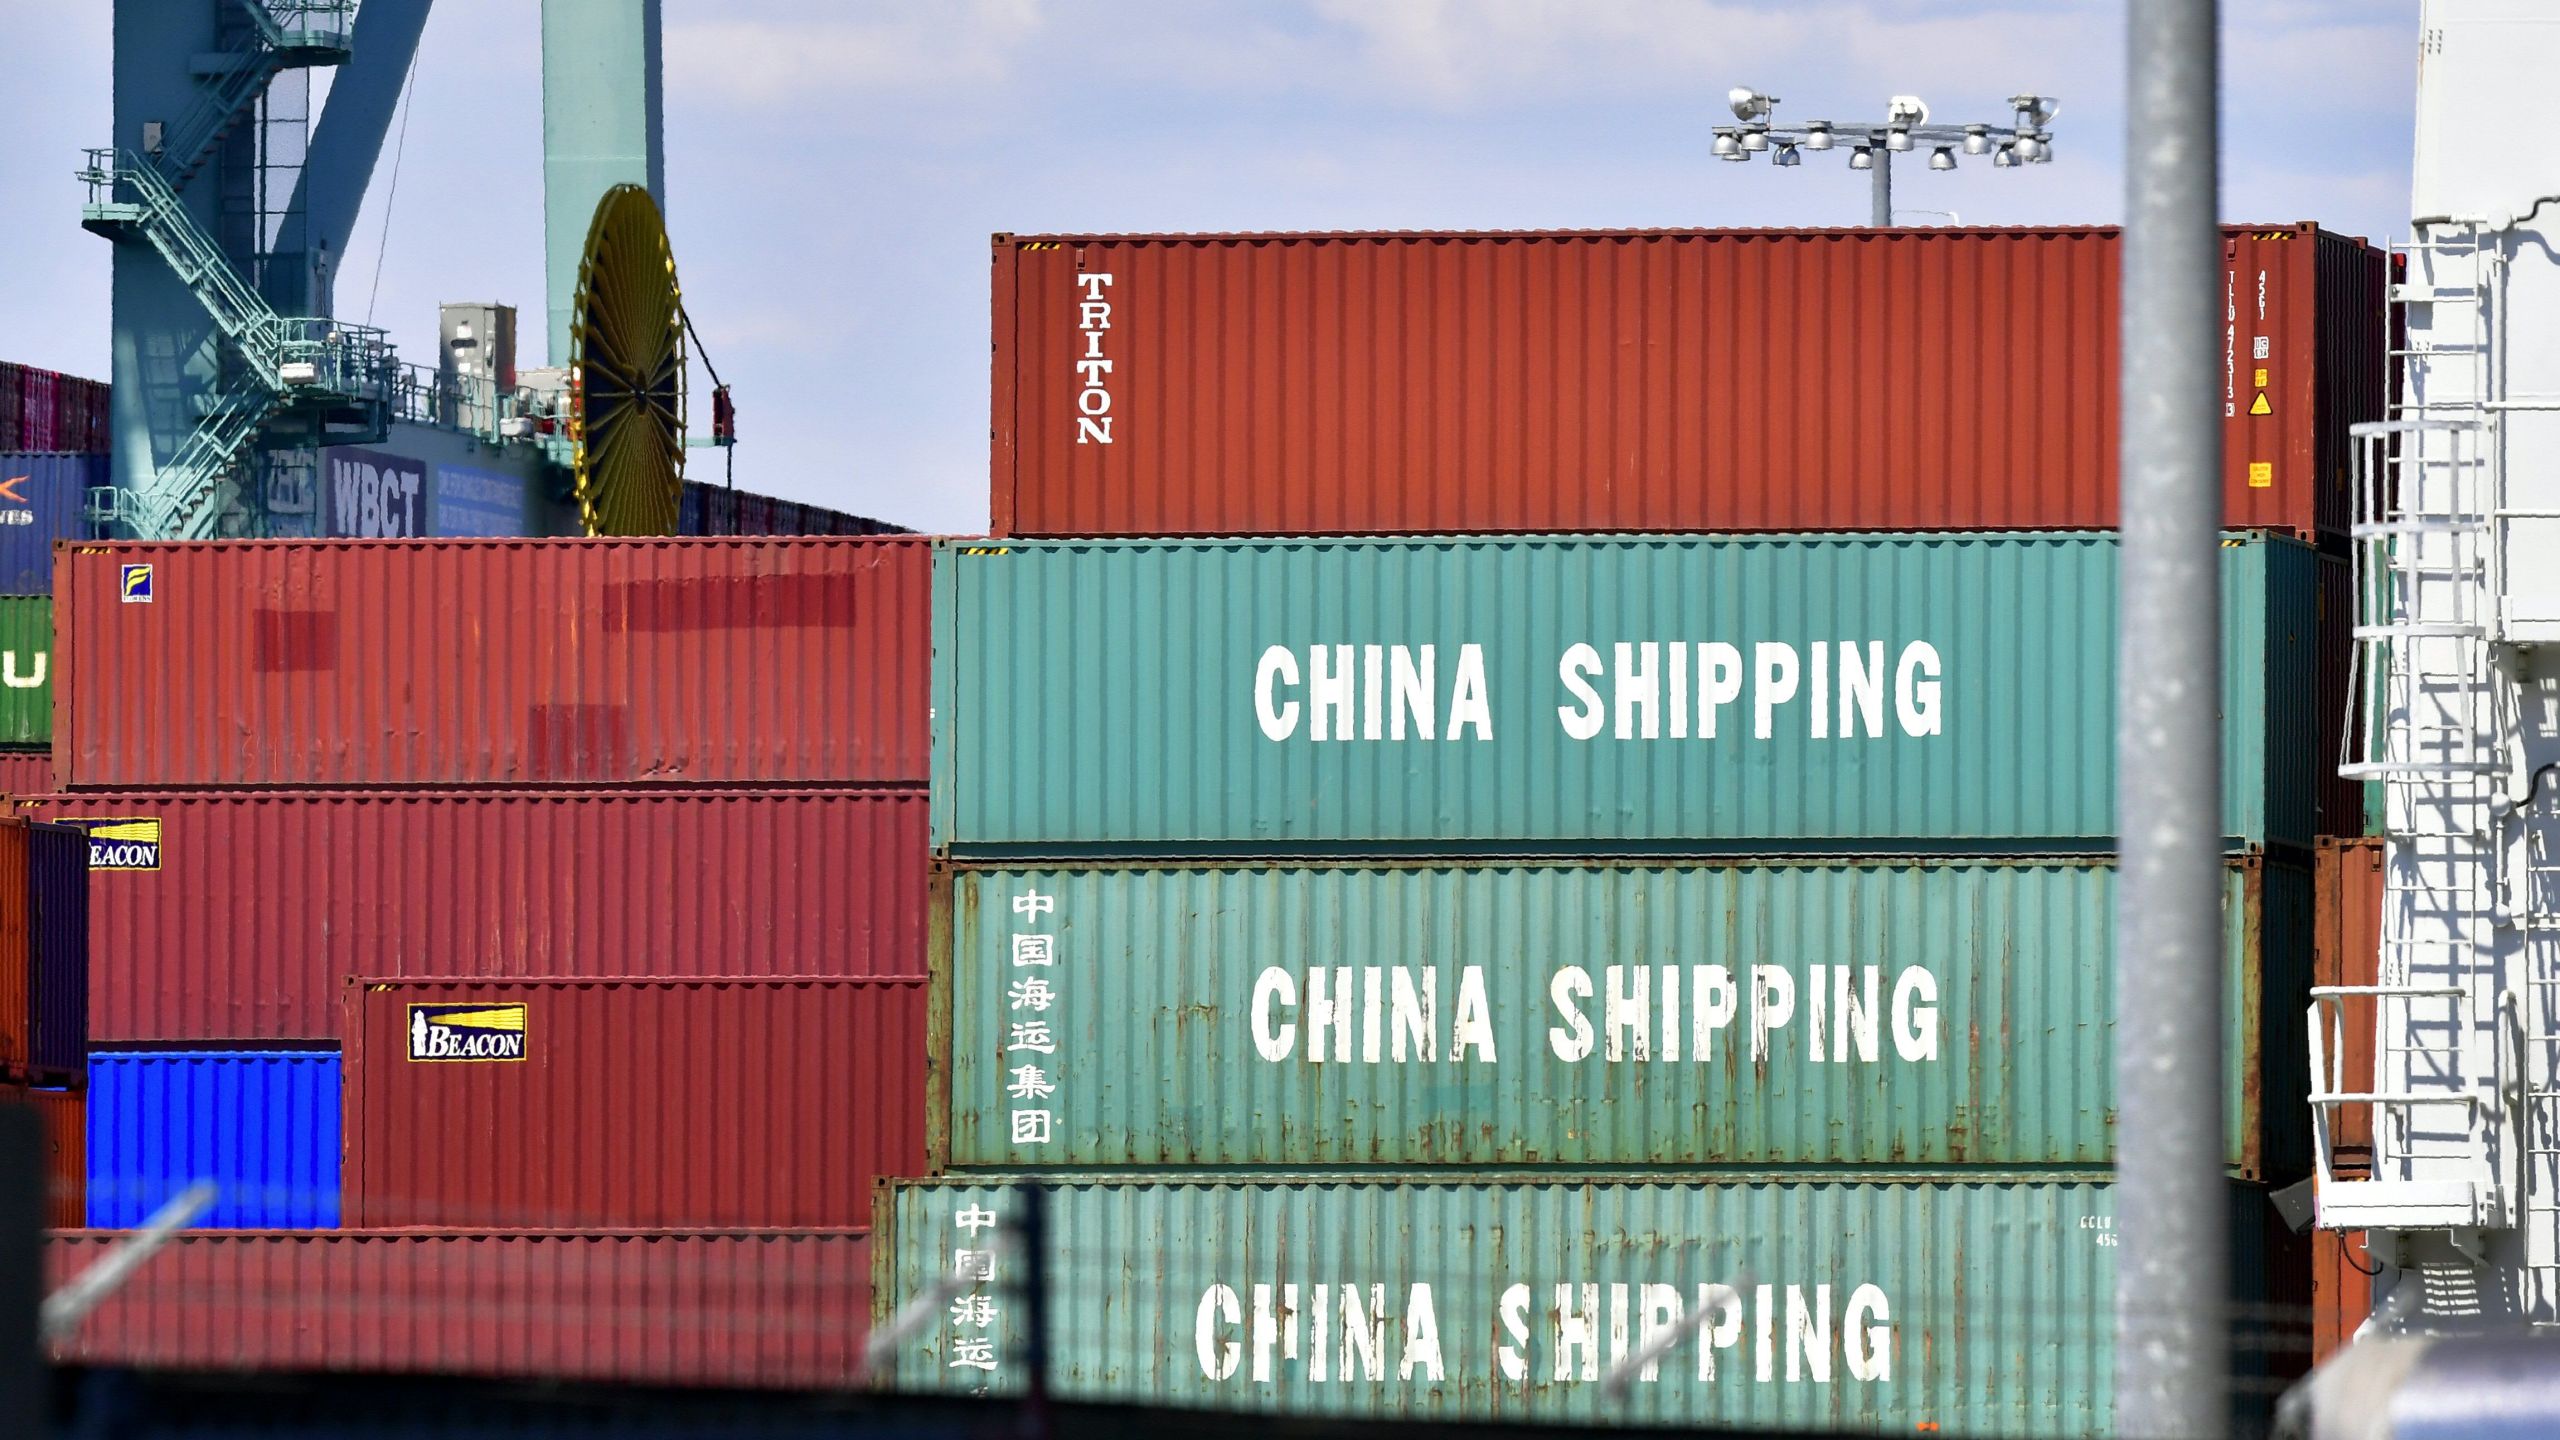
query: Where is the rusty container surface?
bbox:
[992,225,2385,540]
[2314,838,2383,1168]
[28,788,926,1043]
[45,1229,870,1387]
[2311,837,2382,1362]
[342,977,926,1229]
[6,1085,84,1227]
[54,537,932,788]
[875,1174,2308,1435]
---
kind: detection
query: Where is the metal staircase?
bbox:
[156,2,352,190]
[78,1,390,540]
[2314,225,2524,1240]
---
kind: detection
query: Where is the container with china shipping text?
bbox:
[871,1174,2310,1437]
[931,852,2311,1177]
[931,531,2349,855]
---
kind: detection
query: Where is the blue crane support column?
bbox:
[106,0,228,504]
[541,0,664,367]
[2116,1,2226,1436]
[293,0,433,318]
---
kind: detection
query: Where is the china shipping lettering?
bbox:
[1252,640,1942,742]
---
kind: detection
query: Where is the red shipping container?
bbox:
[344,976,926,1229]
[991,224,2386,540]
[0,751,51,799]
[45,1229,871,1387]
[25,788,926,1042]
[6,1085,84,1228]
[2313,836,2382,1362]
[55,536,932,788]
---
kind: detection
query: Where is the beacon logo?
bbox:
[406,1002,529,1061]
[65,817,161,871]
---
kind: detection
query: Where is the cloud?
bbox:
[665,0,1044,107]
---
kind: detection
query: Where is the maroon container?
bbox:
[343,976,925,1229]
[0,752,50,799]
[25,788,926,1042]
[992,224,2386,540]
[55,537,933,788]
[45,1229,871,1386]
[26,821,86,1081]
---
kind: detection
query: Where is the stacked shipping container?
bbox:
[868,223,2386,1433]
[42,536,934,1383]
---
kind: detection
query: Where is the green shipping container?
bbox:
[874,1175,2306,1436]
[931,532,2323,854]
[0,597,48,746]
[934,855,2311,1177]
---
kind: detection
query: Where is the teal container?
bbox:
[874,1174,2305,1436]
[935,855,2310,1177]
[931,532,2324,854]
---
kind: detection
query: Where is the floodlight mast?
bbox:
[1716,90,2060,226]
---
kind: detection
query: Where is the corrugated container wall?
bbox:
[54,537,932,788]
[2313,837,2383,1362]
[0,456,97,593]
[0,363,112,453]
[8,1086,84,1228]
[933,532,2325,854]
[27,820,86,1079]
[678,481,910,537]
[87,1051,341,1228]
[343,977,926,1229]
[45,1229,871,1388]
[875,1176,2308,1436]
[0,822,27,1079]
[0,597,51,748]
[0,750,48,799]
[991,225,2385,540]
[30,788,926,1042]
[937,855,2310,1176]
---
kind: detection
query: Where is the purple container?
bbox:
[28,821,88,1080]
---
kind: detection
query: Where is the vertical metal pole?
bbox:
[1014,1184,1050,1440]
[2117,1,2226,1437]
[1871,147,1894,226]
[0,1105,44,1440]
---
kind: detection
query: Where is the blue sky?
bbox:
[1,1,2417,533]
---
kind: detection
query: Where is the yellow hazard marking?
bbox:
[2253,367,2269,387]
[2248,462,2274,489]
[2249,392,2273,416]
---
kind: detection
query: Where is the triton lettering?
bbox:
[1073,273,1116,445]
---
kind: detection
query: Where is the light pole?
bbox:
[1713,90,2060,226]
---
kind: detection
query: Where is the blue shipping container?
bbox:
[87,1051,341,1228]
[27,821,86,1079]
[0,453,99,595]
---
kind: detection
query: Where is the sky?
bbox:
[0,0,2418,534]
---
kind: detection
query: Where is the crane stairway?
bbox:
[76,0,392,540]
[2313,219,2560,1329]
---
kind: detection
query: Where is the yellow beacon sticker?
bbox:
[407,1002,530,1061]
